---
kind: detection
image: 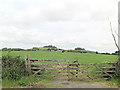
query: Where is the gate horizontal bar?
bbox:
[32,71,76,73]
[69,63,116,66]
[37,74,68,77]
[69,67,115,69]
[30,59,74,62]
[31,63,68,65]
[31,67,67,70]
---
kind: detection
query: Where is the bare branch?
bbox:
[115,31,120,39]
[108,18,120,51]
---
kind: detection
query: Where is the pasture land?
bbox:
[2,51,119,88]
[2,51,118,63]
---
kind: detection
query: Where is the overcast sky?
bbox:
[0,0,119,53]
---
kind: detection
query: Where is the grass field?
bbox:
[2,51,119,88]
[2,51,118,63]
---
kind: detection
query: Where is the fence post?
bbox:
[25,55,31,74]
[67,63,70,81]
[116,61,120,76]
[76,59,79,78]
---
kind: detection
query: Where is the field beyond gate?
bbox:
[25,55,117,80]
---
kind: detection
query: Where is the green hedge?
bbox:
[2,54,29,80]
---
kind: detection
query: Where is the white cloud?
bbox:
[0,0,119,53]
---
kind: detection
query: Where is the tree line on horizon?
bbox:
[1,45,119,55]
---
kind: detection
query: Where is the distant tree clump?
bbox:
[26,49,32,51]
[44,45,57,49]
[96,52,98,54]
[62,50,65,53]
[43,45,57,51]
[111,53,118,55]
[2,47,7,51]
[32,47,39,51]
[2,48,25,51]
[115,51,119,54]
[100,52,111,55]
[75,47,85,50]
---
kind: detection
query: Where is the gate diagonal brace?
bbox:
[33,68,43,75]
[70,72,76,75]
[78,69,93,80]
[33,64,47,75]
[94,64,113,78]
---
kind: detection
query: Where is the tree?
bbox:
[32,47,39,51]
[115,51,120,55]
[43,45,57,49]
[96,52,98,54]
[2,47,7,51]
[7,48,12,51]
[109,19,120,80]
[109,20,120,52]
[62,50,65,53]
[75,47,85,50]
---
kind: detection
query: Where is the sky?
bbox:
[0,0,119,53]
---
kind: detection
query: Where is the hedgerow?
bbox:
[2,54,29,80]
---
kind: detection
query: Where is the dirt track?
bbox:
[26,73,108,88]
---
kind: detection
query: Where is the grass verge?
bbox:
[2,75,53,88]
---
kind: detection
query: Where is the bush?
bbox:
[2,54,29,81]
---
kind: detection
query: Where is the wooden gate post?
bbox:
[76,59,79,78]
[116,61,120,76]
[25,55,31,74]
[67,64,70,80]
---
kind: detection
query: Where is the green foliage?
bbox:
[66,49,95,53]
[96,52,98,54]
[62,50,65,53]
[43,45,57,49]
[2,48,7,51]
[1,51,118,88]
[2,54,29,80]
[75,47,85,50]
[115,51,119,54]
[2,47,25,51]
[32,47,40,51]
[26,49,32,51]
[106,78,119,88]
[18,81,26,86]
[111,53,118,55]
[2,75,41,88]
